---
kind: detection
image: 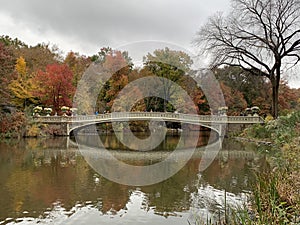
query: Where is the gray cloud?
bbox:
[0,0,230,55]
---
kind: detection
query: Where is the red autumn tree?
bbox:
[34,64,75,113]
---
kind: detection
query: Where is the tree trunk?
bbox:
[271,67,280,118]
[271,81,279,118]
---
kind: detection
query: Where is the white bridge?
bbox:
[33,112,264,136]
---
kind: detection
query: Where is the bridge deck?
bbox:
[33,112,264,124]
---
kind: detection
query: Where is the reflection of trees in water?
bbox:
[140,152,267,214]
[201,139,268,193]
[76,130,213,151]
[0,137,267,222]
[0,142,131,220]
[200,157,266,194]
[141,158,199,213]
[222,139,257,151]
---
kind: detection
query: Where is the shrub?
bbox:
[243,124,270,139]
[26,124,41,137]
[0,112,26,138]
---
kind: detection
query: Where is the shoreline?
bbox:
[233,136,273,146]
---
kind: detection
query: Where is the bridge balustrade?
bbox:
[33,112,264,124]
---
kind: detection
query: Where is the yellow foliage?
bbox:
[26,124,41,137]
[15,56,27,77]
[9,56,38,107]
[265,114,274,122]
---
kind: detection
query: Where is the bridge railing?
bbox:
[32,112,264,124]
[227,116,264,123]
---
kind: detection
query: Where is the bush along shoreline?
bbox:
[193,112,300,225]
[0,111,26,139]
[0,106,68,138]
[238,111,300,224]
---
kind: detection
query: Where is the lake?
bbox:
[0,131,267,225]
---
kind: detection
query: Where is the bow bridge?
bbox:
[33,112,264,136]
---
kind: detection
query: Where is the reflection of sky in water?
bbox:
[3,185,246,225]
[189,177,248,224]
[0,137,265,225]
[3,190,186,225]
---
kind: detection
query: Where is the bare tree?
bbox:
[195,0,300,118]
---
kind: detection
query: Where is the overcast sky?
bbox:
[0,0,299,87]
[0,0,230,55]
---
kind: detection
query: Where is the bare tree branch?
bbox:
[194,0,300,117]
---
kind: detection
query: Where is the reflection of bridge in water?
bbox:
[34,112,264,136]
[34,138,260,162]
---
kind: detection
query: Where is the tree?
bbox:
[15,43,59,74]
[34,64,75,113]
[98,50,131,111]
[144,47,193,112]
[91,47,112,63]
[195,0,300,118]
[0,35,28,48]
[9,56,37,108]
[0,36,60,74]
[180,75,206,113]
[112,85,146,112]
[277,80,299,112]
[130,67,165,112]
[0,42,15,104]
[220,82,248,115]
[64,51,91,87]
[91,47,132,66]
[214,66,268,107]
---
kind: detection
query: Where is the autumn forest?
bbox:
[0,35,300,137]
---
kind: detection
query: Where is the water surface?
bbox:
[0,134,266,225]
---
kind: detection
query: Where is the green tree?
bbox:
[91,47,112,63]
[214,66,268,107]
[144,47,193,112]
[0,35,27,48]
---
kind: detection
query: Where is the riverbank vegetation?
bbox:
[240,111,300,224]
[193,112,300,224]
[210,112,300,225]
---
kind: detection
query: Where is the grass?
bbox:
[192,111,300,225]
[191,173,299,224]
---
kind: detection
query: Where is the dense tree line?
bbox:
[0,35,299,122]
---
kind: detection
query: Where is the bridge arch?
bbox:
[68,116,221,136]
